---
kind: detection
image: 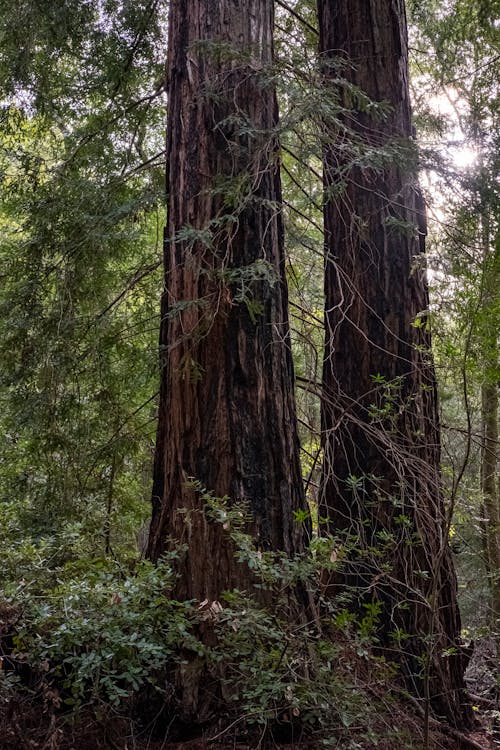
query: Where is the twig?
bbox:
[94,260,162,320]
[275,0,318,36]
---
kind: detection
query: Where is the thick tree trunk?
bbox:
[148,0,308,615]
[317,0,472,728]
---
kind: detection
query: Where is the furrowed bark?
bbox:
[317,0,473,728]
[148,0,308,618]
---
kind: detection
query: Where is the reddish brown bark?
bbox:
[148,0,308,603]
[317,0,473,728]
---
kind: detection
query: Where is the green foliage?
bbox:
[213,592,374,737]
[408,0,499,636]
[1,502,408,747]
[215,258,278,322]
[14,558,194,707]
[0,0,166,568]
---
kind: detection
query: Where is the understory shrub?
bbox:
[12,556,196,707]
[0,502,409,748]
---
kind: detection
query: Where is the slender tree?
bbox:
[411,0,500,656]
[147,0,308,605]
[317,0,472,727]
[481,235,500,636]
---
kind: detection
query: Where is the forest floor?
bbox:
[1,692,498,750]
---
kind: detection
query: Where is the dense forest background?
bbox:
[0,0,498,748]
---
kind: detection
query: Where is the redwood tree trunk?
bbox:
[317,0,472,727]
[148,0,308,604]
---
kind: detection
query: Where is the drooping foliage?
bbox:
[0,0,167,573]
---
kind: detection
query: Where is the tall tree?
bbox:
[147,0,308,606]
[0,0,165,567]
[410,0,499,644]
[317,0,472,727]
[481,230,500,637]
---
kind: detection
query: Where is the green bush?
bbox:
[14,557,196,707]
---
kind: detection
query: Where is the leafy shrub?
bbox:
[14,557,197,707]
[2,498,410,748]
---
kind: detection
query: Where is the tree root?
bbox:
[402,692,489,750]
[438,723,490,750]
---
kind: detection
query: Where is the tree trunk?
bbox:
[482,377,500,632]
[317,0,472,728]
[480,221,500,639]
[147,1,309,714]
